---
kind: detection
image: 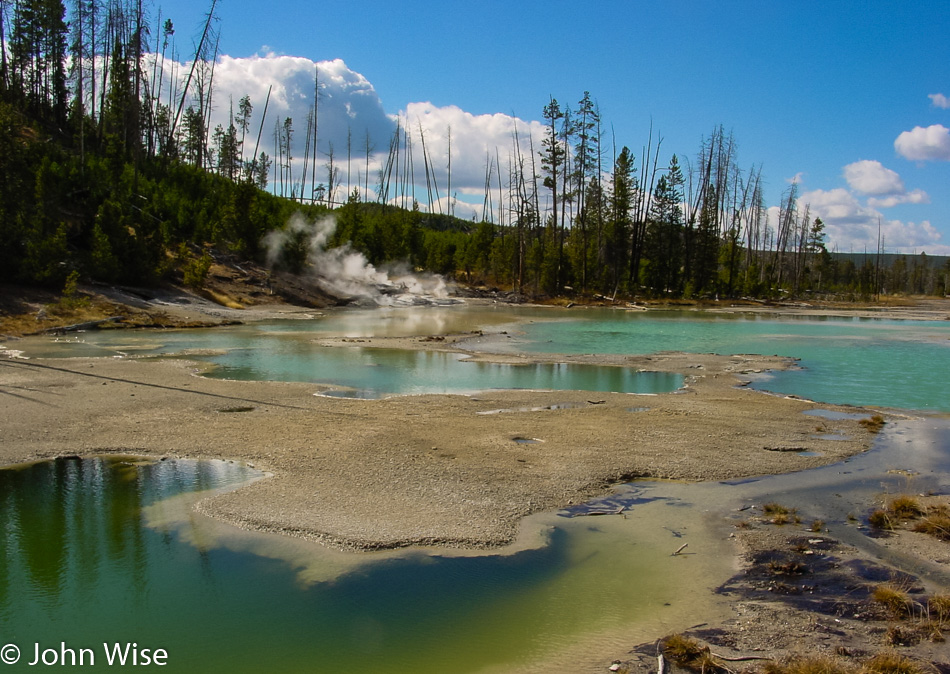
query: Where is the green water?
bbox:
[0,457,730,673]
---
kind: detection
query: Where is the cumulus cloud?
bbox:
[843,160,904,195]
[867,189,929,209]
[397,102,545,211]
[208,54,396,163]
[150,52,547,211]
[894,124,950,161]
[800,188,947,254]
[929,93,950,109]
[840,160,929,209]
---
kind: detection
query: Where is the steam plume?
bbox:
[262,214,453,305]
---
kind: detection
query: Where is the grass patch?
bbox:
[810,519,825,532]
[763,502,800,525]
[661,634,726,673]
[862,651,924,674]
[869,509,894,530]
[912,512,950,540]
[870,495,928,531]
[761,655,856,674]
[859,415,886,433]
[871,584,915,619]
[888,495,923,520]
[929,594,950,622]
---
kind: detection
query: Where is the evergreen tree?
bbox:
[643,162,684,295]
[540,97,565,291]
[604,147,635,295]
[572,91,600,290]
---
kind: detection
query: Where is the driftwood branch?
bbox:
[672,543,689,555]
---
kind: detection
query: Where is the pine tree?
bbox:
[540,97,565,291]
[604,146,635,295]
[643,158,684,295]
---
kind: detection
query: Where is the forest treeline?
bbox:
[1,0,948,300]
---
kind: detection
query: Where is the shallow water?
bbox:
[9,305,949,409]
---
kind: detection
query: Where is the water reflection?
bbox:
[0,456,733,673]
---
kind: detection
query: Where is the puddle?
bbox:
[626,407,650,413]
[512,437,543,445]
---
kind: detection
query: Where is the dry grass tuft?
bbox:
[859,415,886,433]
[761,651,925,674]
[928,594,950,622]
[861,651,924,674]
[761,655,856,674]
[871,584,915,618]
[763,502,800,525]
[661,634,727,673]
[887,495,923,520]
[912,512,950,541]
[869,509,893,530]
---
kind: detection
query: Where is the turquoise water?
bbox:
[11,305,949,408]
[212,347,682,397]
[10,309,682,397]
[506,309,950,412]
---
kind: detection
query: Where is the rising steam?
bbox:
[262,214,453,306]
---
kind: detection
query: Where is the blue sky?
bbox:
[151,0,950,255]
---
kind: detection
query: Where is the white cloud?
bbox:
[867,189,929,209]
[842,160,904,195]
[150,52,547,210]
[399,102,545,203]
[840,160,929,209]
[894,124,950,161]
[209,54,396,161]
[929,93,950,109]
[800,188,947,254]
